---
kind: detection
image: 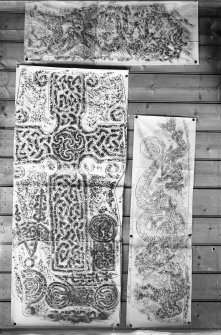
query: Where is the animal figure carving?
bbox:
[134,118,190,321]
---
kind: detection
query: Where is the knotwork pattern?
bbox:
[12,65,128,326]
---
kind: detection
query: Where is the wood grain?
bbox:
[0,273,11,300]
[1,45,221,74]
[1,130,221,160]
[1,187,221,216]
[0,216,11,243]
[0,101,220,130]
[0,302,10,328]
[0,130,14,156]
[0,13,25,30]
[0,159,13,185]
[128,74,221,102]
[0,244,11,271]
[2,101,221,131]
[0,101,15,128]
[0,187,13,214]
[189,302,221,329]
[0,1,220,330]
[0,159,220,188]
[128,103,221,131]
[2,72,221,101]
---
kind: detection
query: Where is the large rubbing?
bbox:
[127,116,196,327]
[12,65,128,327]
[24,1,199,65]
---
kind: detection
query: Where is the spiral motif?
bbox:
[34,70,48,87]
[86,74,99,87]
[22,270,47,303]
[105,162,121,179]
[14,166,25,178]
[88,214,117,242]
[136,212,165,241]
[140,136,165,161]
[45,282,71,309]
[52,128,85,162]
[25,305,36,315]
[16,109,29,123]
[136,209,185,241]
[95,284,118,310]
[109,106,126,122]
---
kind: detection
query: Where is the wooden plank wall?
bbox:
[1,0,221,332]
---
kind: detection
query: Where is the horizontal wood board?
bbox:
[0,0,221,332]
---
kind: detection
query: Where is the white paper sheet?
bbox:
[127,116,196,327]
[11,65,128,327]
[24,1,198,65]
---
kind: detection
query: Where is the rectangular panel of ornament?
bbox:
[126,116,196,327]
[11,65,128,326]
[24,1,198,65]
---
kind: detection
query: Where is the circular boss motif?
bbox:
[22,270,47,304]
[86,74,99,87]
[109,106,126,122]
[105,162,121,179]
[16,109,29,123]
[34,70,48,87]
[45,282,71,309]
[95,284,118,310]
[52,127,85,162]
[88,214,117,242]
[140,136,165,161]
